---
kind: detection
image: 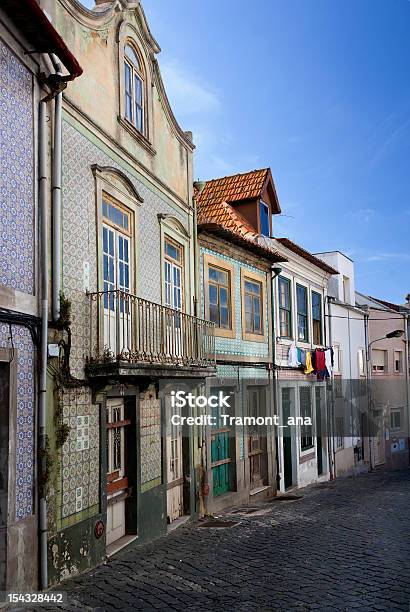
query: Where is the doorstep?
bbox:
[167,515,190,533]
[106,534,138,557]
[250,485,270,496]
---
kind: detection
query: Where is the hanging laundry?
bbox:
[299,349,307,368]
[304,351,314,374]
[288,345,300,367]
[316,349,327,381]
[325,348,333,378]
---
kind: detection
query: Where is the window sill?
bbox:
[242,331,266,343]
[118,115,157,156]
[214,327,236,339]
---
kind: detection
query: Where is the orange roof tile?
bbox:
[196,168,270,209]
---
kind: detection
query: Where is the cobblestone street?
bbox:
[48,469,410,611]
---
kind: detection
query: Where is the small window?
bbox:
[333,345,341,374]
[300,386,313,451]
[390,408,402,431]
[208,265,232,330]
[372,349,387,373]
[102,196,130,232]
[394,350,403,373]
[244,279,263,334]
[259,201,270,237]
[124,43,144,134]
[343,275,350,303]
[278,276,292,338]
[296,284,308,342]
[358,349,366,376]
[336,417,344,449]
[312,291,322,345]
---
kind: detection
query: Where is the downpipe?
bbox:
[38,99,48,591]
[49,54,62,322]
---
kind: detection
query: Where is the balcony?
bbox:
[86,290,216,378]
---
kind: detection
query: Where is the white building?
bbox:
[315,251,369,476]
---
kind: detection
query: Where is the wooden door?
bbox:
[282,387,293,489]
[166,397,184,522]
[106,399,130,546]
[248,389,263,489]
[211,389,233,497]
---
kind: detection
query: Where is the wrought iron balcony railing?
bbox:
[87,290,216,368]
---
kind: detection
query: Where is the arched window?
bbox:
[124,43,144,134]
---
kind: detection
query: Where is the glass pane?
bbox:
[254,313,261,332]
[119,262,124,286]
[165,241,180,261]
[209,267,218,282]
[259,201,270,236]
[135,75,142,105]
[103,226,108,252]
[136,106,143,133]
[209,284,218,305]
[209,304,219,324]
[297,285,307,315]
[125,93,132,121]
[218,270,228,286]
[119,237,123,260]
[220,307,229,328]
[102,200,108,218]
[125,44,141,71]
[253,297,260,315]
[245,294,253,314]
[245,311,252,332]
[124,265,129,290]
[124,238,129,262]
[219,287,228,307]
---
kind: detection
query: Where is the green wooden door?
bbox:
[211,431,230,496]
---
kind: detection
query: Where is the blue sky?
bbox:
[83,0,410,303]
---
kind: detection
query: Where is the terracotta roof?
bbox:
[197,199,286,264]
[275,238,338,275]
[196,168,280,211]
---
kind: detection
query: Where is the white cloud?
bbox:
[346,208,376,223]
[161,61,221,115]
[366,252,410,262]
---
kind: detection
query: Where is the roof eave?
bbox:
[2,0,83,80]
[198,223,288,264]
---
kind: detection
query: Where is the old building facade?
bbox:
[196,169,286,512]
[270,239,337,491]
[0,0,82,591]
[41,0,215,585]
[316,251,369,477]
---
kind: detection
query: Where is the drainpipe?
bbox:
[271,267,281,490]
[403,314,410,462]
[38,99,49,591]
[326,297,336,479]
[364,310,372,470]
[49,54,63,322]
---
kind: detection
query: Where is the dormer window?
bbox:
[259,200,270,237]
[124,43,144,134]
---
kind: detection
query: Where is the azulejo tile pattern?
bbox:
[140,398,162,489]
[59,387,99,520]
[61,120,187,378]
[0,324,35,520]
[200,247,270,358]
[0,40,34,295]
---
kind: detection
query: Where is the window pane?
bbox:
[245,294,253,315]
[220,307,229,328]
[259,201,270,236]
[209,304,219,324]
[209,284,218,305]
[135,105,143,133]
[219,287,228,307]
[218,270,229,286]
[297,285,307,315]
[125,44,141,71]
[135,75,143,105]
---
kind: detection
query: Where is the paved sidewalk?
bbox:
[45,469,410,610]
